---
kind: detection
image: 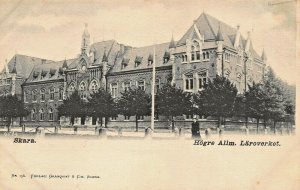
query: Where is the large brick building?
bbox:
[0,13,266,127]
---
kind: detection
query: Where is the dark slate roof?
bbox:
[68,40,123,70]
[176,12,262,61]
[25,58,75,83]
[110,42,172,73]
[1,54,53,78]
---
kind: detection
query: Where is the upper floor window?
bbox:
[111,83,118,98]
[224,53,230,62]
[49,108,54,121]
[123,82,131,92]
[138,80,145,91]
[59,87,64,100]
[155,79,160,94]
[40,89,45,102]
[50,88,55,101]
[80,82,86,91]
[69,83,75,93]
[181,54,188,62]
[90,80,98,93]
[32,90,37,101]
[203,52,210,61]
[185,74,193,90]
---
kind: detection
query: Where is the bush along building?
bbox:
[0,13,266,128]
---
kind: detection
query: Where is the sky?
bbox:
[0,0,297,84]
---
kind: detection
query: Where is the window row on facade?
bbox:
[24,87,64,103]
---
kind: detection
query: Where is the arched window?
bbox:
[90,80,99,92]
[79,81,87,99]
[191,41,200,61]
[39,109,44,121]
[203,52,206,60]
[32,90,37,101]
[80,81,86,91]
[49,108,54,121]
[206,52,209,59]
[111,83,118,98]
[32,109,36,121]
[50,88,55,100]
[40,89,45,102]
[69,83,75,91]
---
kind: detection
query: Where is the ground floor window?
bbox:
[137,115,144,121]
[39,109,45,121]
[124,116,130,121]
[185,114,194,120]
[49,108,54,121]
[111,116,117,121]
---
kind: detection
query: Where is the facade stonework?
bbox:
[0,13,266,127]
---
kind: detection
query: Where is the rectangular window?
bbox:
[124,116,130,121]
[111,116,117,121]
[198,72,207,89]
[196,52,201,60]
[123,82,130,92]
[111,83,118,98]
[59,88,63,100]
[49,113,54,121]
[185,75,193,90]
[191,53,195,61]
[137,115,144,121]
[138,81,145,91]
[185,114,193,120]
[155,79,160,94]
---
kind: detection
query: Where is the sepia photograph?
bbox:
[0,0,298,189]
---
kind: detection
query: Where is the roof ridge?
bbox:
[202,12,216,38]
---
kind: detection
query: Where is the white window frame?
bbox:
[111,83,118,98]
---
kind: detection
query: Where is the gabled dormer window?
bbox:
[121,58,129,69]
[135,56,143,67]
[33,71,39,79]
[41,70,48,79]
[49,69,56,77]
[163,51,170,63]
[148,54,153,65]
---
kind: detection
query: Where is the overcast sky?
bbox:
[0,0,297,84]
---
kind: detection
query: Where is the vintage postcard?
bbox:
[0,0,299,189]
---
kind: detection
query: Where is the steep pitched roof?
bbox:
[177,12,262,61]
[1,54,53,78]
[25,58,75,83]
[110,42,172,73]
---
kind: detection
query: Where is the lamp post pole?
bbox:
[150,46,156,132]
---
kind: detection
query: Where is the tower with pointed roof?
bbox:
[81,23,90,55]
[216,24,224,76]
[11,56,17,95]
